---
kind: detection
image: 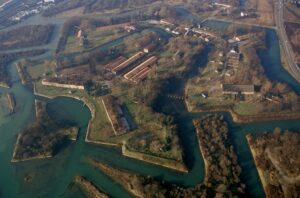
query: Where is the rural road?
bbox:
[275,0,300,82]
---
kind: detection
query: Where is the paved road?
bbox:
[275,0,300,82]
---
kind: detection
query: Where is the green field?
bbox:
[27,62,52,80]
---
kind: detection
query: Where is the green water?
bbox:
[1,10,300,198]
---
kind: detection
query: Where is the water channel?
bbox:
[0,8,300,198]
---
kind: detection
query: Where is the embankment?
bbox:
[246,135,268,193]
[74,176,108,198]
[122,145,188,173]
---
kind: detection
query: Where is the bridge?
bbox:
[165,94,185,101]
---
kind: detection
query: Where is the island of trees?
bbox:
[74,176,108,198]
[11,101,78,162]
[0,25,54,50]
[247,129,300,198]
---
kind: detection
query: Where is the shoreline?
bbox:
[88,159,146,198]
[11,154,52,163]
[74,176,108,198]
[185,99,300,124]
[34,99,39,118]
[16,63,27,85]
[122,145,188,173]
[245,135,268,194]
[11,134,53,163]
[33,83,54,99]
[193,120,208,182]
[6,93,15,114]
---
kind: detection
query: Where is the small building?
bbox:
[230,49,237,53]
[172,29,180,35]
[124,25,136,32]
[143,44,156,53]
[201,93,207,98]
[222,84,255,95]
[77,29,82,38]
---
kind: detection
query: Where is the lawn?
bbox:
[233,102,260,115]
[27,62,52,80]
[87,98,115,141]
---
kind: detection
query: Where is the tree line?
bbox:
[14,102,74,160]
[0,25,55,50]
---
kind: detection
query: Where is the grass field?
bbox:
[242,0,275,26]
[87,98,115,141]
[27,62,52,80]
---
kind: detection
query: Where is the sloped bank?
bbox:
[122,145,188,173]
